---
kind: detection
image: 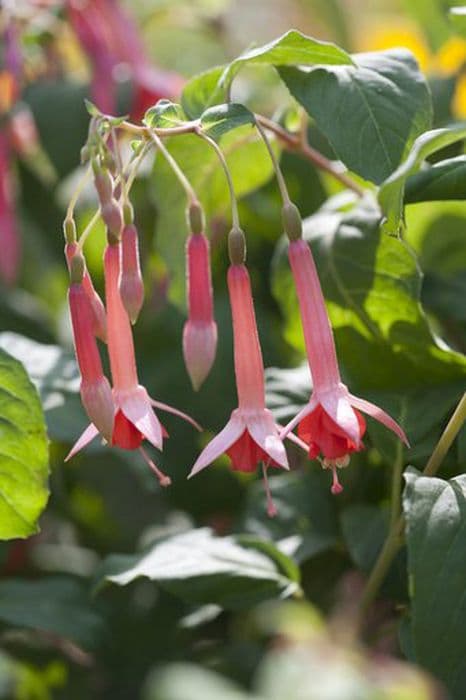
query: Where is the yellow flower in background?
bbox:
[452,73,466,118]
[357,21,430,71]
[433,37,466,76]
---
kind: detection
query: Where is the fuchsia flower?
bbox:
[282,238,409,494]
[119,223,144,324]
[0,133,20,285]
[67,240,200,485]
[183,233,217,390]
[65,241,107,341]
[189,263,300,516]
[68,257,114,441]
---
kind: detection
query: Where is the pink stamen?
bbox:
[139,446,171,487]
[262,463,277,518]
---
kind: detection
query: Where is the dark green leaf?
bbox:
[0,577,105,650]
[403,468,466,697]
[340,504,389,572]
[379,123,466,234]
[200,103,256,140]
[404,156,466,203]
[0,348,49,539]
[98,528,300,609]
[143,100,187,129]
[280,49,432,184]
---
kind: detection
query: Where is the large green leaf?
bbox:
[152,126,277,305]
[0,333,86,442]
[0,348,49,539]
[98,528,300,609]
[404,156,466,204]
[200,103,256,140]
[0,577,105,650]
[181,30,352,118]
[379,124,466,235]
[403,469,466,697]
[279,49,432,184]
[272,199,466,458]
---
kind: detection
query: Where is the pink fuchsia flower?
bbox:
[67,240,200,485]
[281,237,409,494]
[119,223,144,324]
[68,254,114,441]
[65,241,107,342]
[183,232,217,391]
[189,263,294,516]
[0,132,20,285]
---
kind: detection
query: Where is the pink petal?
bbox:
[188,411,245,478]
[276,424,308,452]
[279,396,318,440]
[320,389,362,447]
[65,423,100,461]
[247,409,288,469]
[119,386,163,450]
[150,398,202,432]
[348,393,409,446]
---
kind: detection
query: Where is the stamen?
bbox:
[139,446,171,487]
[262,463,277,518]
[330,465,343,495]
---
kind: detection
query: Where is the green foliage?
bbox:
[279,49,432,184]
[98,527,300,609]
[144,100,187,128]
[404,155,466,203]
[404,469,466,698]
[200,103,256,140]
[0,348,49,539]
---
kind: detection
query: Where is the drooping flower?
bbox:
[67,239,200,485]
[189,261,296,516]
[119,223,144,324]
[281,236,408,494]
[68,254,114,441]
[65,240,107,342]
[183,232,217,390]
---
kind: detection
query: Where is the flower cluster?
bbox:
[66,129,408,515]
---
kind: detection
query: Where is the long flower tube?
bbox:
[189,260,305,516]
[281,235,409,494]
[66,240,200,485]
[65,241,107,341]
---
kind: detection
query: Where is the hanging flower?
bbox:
[281,235,408,494]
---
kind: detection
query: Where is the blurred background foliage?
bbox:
[0,0,465,698]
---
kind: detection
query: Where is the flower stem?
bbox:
[255,120,291,206]
[66,164,92,221]
[196,129,240,230]
[147,130,199,206]
[358,391,466,623]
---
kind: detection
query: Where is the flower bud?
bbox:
[228,226,246,265]
[102,199,123,237]
[282,202,302,241]
[119,223,144,324]
[186,201,204,235]
[65,242,107,342]
[183,233,217,390]
[69,282,114,441]
[93,168,114,205]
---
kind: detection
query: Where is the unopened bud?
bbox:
[102,199,123,237]
[228,226,246,265]
[70,252,85,284]
[282,202,302,241]
[94,169,114,205]
[119,224,144,323]
[187,201,205,235]
[65,243,107,342]
[63,217,77,244]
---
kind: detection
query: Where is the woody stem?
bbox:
[358,391,466,625]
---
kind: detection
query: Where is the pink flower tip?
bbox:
[183,319,218,391]
[119,224,144,324]
[80,376,114,443]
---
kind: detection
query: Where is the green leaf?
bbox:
[404,156,466,203]
[181,30,352,119]
[450,7,466,37]
[0,577,105,650]
[143,100,187,129]
[181,66,226,119]
[200,103,256,140]
[379,123,466,235]
[0,348,49,539]
[0,333,86,442]
[340,504,389,573]
[279,49,432,184]
[152,126,278,305]
[144,663,258,700]
[403,468,466,696]
[98,528,300,609]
